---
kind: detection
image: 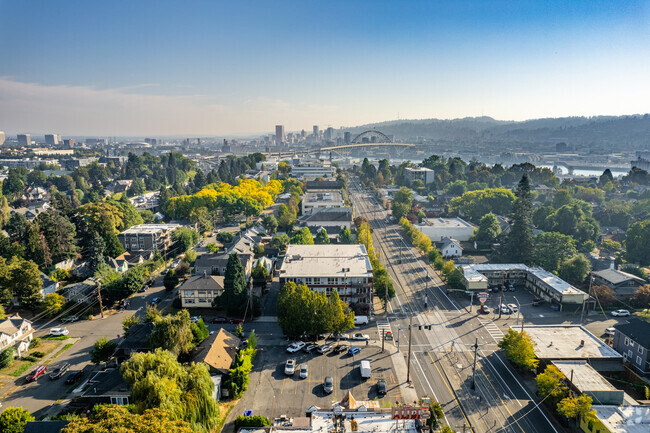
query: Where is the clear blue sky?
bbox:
[0,0,648,136]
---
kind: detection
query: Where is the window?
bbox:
[328,277,336,285]
[639,347,644,355]
[111,396,129,405]
[139,238,145,249]
[637,356,643,365]
[185,299,195,304]
[198,290,206,295]
[625,337,630,346]
[184,290,194,297]
[199,298,208,303]
[627,350,633,359]
[587,420,593,431]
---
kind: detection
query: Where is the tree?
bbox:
[0,346,14,369]
[235,416,271,430]
[2,170,25,200]
[8,259,43,310]
[277,203,297,230]
[449,188,516,221]
[270,234,290,251]
[87,232,106,275]
[206,242,218,253]
[392,187,413,220]
[123,314,141,333]
[172,227,199,253]
[427,400,444,431]
[0,407,34,433]
[251,259,269,284]
[557,395,595,423]
[326,290,355,336]
[497,329,538,371]
[626,220,650,266]
[216,231,234,244]
[149,310,195,355]
[262,214,278,234]
[62,406,195,433]
[191,319,210,344]
[314,228,330,244]
[37,210,77,263]
[474,213,501,242]
[290,227,314,245]
[184,249,197,263]
[532,232,577,272]
[338,226,353,244]
[163,270,179,292]
[558,254,591,286]
[535,365,568,407]
[447,268,465,291]
[591,284,617,307]
[120,349,219,431]
[89,337,118,364]
[222,254,248,315]
[374,272,395,303]
[503,174,534,264]
[630,285,650,308]
[43,293,66,318]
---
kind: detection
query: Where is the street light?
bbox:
[514,296,521,326]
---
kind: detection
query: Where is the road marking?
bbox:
[376,320,392,341]
[477,318,504,341]
[426,352,473,431]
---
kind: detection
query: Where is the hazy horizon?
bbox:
[1,0,649,136]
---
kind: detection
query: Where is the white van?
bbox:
[360,360,371,379]
[354,315,369,325]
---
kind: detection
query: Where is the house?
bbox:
[117,223,180,254]
[190,328,241,376]
[11,206,46,221]
[113,179,132,193]
[437,237,462,258]
[115,322,154,362]
[300,207,353,231]
[0,315,34,357]
[612,318,650,375]
[40,273,59,296]
[592,269,646,298]
[107,256,129,273]
[301,191,345,215]
[180,272,225,308]
[415,217,476,242]
[279,244,374,313]
[580,405,650,433]
[61,278,97,303]
[79,368,130,406]
[194,253,253,280]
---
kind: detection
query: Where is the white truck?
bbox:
[354,315,369,325]
[359,360,371,379]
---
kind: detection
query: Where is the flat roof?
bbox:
[552,361,619,392]
[280,245,373,278]
[420,217,474,229]
[520,325,623,360]
[120,223,180,235]
[406,166,434,172]
[303,191,343,202]
[528,267,586,296]
[591,406,650,433]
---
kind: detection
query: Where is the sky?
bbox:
[0,0,649,136]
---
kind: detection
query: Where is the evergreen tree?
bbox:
[314,228,330,244]
[504,174,534,264]
[338,226,353,244]
[223,253,248,315]
[88,233,106,274]
[193,169,207,191]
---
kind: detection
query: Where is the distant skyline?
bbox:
[1,0,649,136]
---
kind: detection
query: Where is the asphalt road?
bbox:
[350,179,561,433]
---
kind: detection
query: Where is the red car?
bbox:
[26,365,47,382]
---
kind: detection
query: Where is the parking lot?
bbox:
[242,339,403,417]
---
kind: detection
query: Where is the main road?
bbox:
[350,178,560,433]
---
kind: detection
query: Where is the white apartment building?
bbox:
[415,217,475,242]
[292,160,335,180]
[405,167,435,184]
[301,191,345,214]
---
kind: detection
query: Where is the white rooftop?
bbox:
[420,217,474,228]
[552,361,619,392]
[120,223,180,235]
[591,405,650,433]
[528,267,586,296]
[280,245,373,278]
[520,325,623,360]
[303,191,343,202]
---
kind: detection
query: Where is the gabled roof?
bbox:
[438,237,461,249]
[593,269,646,285]
[190,328,241,374]
[0,315,31,336]
[614,318,650,349]
[183,274,225,292]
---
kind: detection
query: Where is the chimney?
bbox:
[579,340,584,347]
[203,270,207,278]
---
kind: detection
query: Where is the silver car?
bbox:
[299,364,308,379]
[323,376,334,394]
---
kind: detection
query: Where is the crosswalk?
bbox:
[376,320,393,340]
[478,318,504,342]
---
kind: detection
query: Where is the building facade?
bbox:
[117,224,180,254]
[0,315,34,357]
[612,318,650,375]
[301,191,345,214]
[292,161,335,180]
[405,167,435,184]
[17,134,31,146]
[415,217,475,242]
[592,269,646,298]
[275,125,285,145]
[179,273,225,308]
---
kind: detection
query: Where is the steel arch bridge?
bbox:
[351,129,392,144]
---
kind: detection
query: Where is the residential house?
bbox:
[194,253,253,280]
[437,237,462,258]
[592,269,646,298]
[190,328,240,376]
[612,318,650,375]
[114,322,154,363]
[108,255,129,273]
[79,368,130,406]
[11,206,46,221]
[113,179,132,193]
[40,273,59,296]
[0,315,34,357]
[180,273,225,308]
[61,278,98,304]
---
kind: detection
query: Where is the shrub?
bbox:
[29,337,41,349]
[23,356,38,362]
[0,347,14,369]
[31,351,45,358]
[235,416,271,429]
[217,231,234,244]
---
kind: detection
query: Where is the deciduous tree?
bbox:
[0,407,34,433]
[497,329,538,372]
[558,254,591,286]
[90,337,118,364]
[535,365,568,407]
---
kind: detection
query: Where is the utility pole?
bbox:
[471,337,478,389]
[382,329,385,353]
[406,315,413,384]
[498,274,505,319]
[580,274,593,325]
[97,281,104,319]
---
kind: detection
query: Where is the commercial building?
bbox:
[117,223,180,254]
[44,134,61,145]
[279,245,374,311]
[180,273,224,308]
[580,405,650,433]
[275,125,285,145]
[292,160,335,180]
[415,217,475,242]
[461,264,589,308]
[552,360,624,405]
[0,315,33,357]
[592,269,646,298]
[405,167,435,184]
[17,134,31,147]
[520,325,623,371]
[301,191,345,214]
[612,318,650,375]
[344,131,352,144]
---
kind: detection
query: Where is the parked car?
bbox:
[26,366,47,382]
[317,343,333,354]
[210,317,229,324]
[351,333,369,341]
[507,304,518,313]
[49,327,69,336]
[49,363,71,380]
[499,304,511,314]
[334,345,347,354]
[284,359,296,376]
[348,347,361,356]
[359,360,371,379]
[377,379,387,395]
[604,327,616,336]
[61,315,78,323]
[150,297,161,306]
[323,376,334,394]
[299,364,308,379]
[286,342,306,353]
[138,285,149,293]
[532,298,544,307]
[190,316,202,323]
[507,284,515,292]
[229,318,245,325]
[303,344,319,353]
[611,310,630,317]
[65,370,84,384]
